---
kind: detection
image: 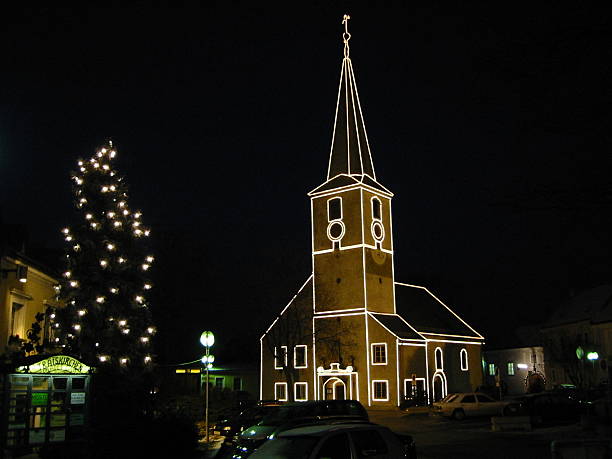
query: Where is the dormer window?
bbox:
[371,197,382,221]
[328,197,342,221]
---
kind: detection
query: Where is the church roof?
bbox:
[369,313,424,340]
[308,174,392,197]
[395,283,483,339]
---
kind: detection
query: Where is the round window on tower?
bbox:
[371,221,384,242]
[327,221,345,241]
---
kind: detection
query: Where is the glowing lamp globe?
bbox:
[587,352,599,361]
[200,331,215,347]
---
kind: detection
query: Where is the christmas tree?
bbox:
[54,142,155,370]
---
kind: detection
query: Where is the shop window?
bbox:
[372,343,387,365]
[488,363,496,376]
[507,362,515,376]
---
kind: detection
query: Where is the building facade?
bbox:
[260,30,484,407]
[483,346,546,395]
[1,252,60,351]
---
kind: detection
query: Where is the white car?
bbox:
[432,392,514,420]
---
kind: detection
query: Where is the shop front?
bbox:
[1,355,93,453]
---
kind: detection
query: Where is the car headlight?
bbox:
[223,426,232,431]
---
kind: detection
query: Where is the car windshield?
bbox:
[251,436,319,458]
[441,394,459,403]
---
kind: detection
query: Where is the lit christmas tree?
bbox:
[54,142,155,370]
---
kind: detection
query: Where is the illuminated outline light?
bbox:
[274,382,288,402]
[460,348,469,371]
[294,382,308,402]
[435,347,444,371]
[432,371,447,401]
[371,380,389,402]
[317,364,358,401]
[274,346,288,370]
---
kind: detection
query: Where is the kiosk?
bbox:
[1,355,93,453]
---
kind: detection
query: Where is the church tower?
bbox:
[309,17,395,315]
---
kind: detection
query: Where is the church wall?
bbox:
[314,251,365,312]
[366,315,399,406]
[398,344,427,401]
[364,247,394,314]
[427,341,483,400]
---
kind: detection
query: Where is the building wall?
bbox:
[484,347,545,394]
[0,256,59,349]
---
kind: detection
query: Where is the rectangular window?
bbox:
[10,302,25,338]
[372,380,388,401]
[327,197,342,221]
[371,343,387,365]
[507,362,515,376]
[294,345,307,368]
[233,377,242,391]
[215,378,224,389]
[274,346,288,370]
[274,382,288,401]
[488,363,496,376]
[294,382,307,402]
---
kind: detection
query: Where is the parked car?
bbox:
[432,392,514,420]
[248,421,417,459]
[509,391,581,424]
[212,401,282,448]
[230,399,369,458]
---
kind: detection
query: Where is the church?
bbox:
[260,20,484,407]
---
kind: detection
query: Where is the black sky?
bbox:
[1,4,611,363]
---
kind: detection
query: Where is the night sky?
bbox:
[2,5,611,364]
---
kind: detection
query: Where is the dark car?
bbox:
[213,401,282,450]
[510,391,581,424]
[249,421,417,459]
[228,399,369,458]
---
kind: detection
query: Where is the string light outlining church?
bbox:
[260,16,484,407]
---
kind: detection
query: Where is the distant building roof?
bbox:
[394,283,483,339]
[369,313,424,340]
[543,284,612,328]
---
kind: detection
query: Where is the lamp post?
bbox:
[200,331,215,443]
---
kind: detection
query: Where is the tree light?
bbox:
[100,259,108,267]
[62,228,70,234]
[78,310,86,316]
[144,355,152,364]
[96,296,105,303]
[70,281,79,287]
[146,256,154,263]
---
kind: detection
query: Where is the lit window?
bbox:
[371,197,382,221]
[372,343,387,365]
[435,347,443,370]
[507,362,515,376]
[294,382,307,402]
[294,345,307,368]
[328,197,342,221]
[372,380,388,401]
[460,348,468,371]
[274,346,288,370]
[274,382,288,401]
[488,363,496,376]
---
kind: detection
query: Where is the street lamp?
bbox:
[200,331,215,443]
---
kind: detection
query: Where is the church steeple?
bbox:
[311,15,391,197]
[327,15,376,181]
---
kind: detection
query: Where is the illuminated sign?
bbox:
[17,355,91,374]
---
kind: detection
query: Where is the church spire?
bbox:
[327,15,376,181]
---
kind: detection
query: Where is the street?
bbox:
[368,410,600,459]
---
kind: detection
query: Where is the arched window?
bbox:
[435,347,443,370]
[460,348,468,371]
[371,197,382,221]
[327,197,342,221]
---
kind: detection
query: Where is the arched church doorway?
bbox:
[323,377,347,400]
[432,372,447,402]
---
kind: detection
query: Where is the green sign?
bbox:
[31,393,48,406]
[17,355,91,374]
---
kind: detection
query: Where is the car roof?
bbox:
[276,422,380,438]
